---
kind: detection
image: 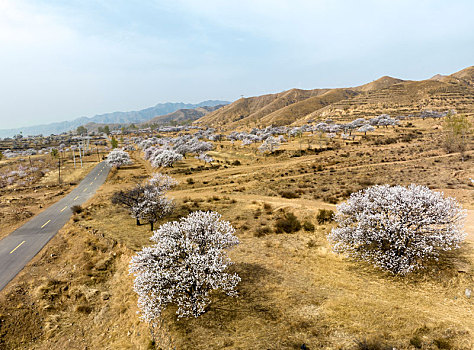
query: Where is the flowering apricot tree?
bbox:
[129,211,240,323]
[328,184,466,274]
[150,149,183,168]
[105,148,132,168]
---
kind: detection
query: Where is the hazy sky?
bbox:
[0,0,473,128]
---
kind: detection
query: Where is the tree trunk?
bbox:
[150,221,154,231]
[136,218,140,226]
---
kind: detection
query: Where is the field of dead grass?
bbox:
[0,118,473,349]
[0,153,104,240]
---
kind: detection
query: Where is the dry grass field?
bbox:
[0,152,105,240]
[0,118,473,349]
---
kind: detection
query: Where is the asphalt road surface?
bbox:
[0,161,110,291]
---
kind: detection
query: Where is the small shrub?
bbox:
[279,190,300,199]
[323,196,338,204]
[254,209,262,219]
[231,160,241,166]
[75,304,92,314]
[255,226,272,237]
[316,209,334,224]
[356,339,392,350]
[186,178,194,185]
[359,178,375,187]
[263,202,272,213]
[409,336,423,349]
[71,205,83,214]
[275,212,301,233]
[433,338,453,350]
[401,132,418,143]
[303,221,315,232]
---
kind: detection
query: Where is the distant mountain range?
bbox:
[0,100,229,138]
[197,66,474,128]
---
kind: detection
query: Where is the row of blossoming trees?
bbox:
[136,134,214,168]
[104,148,241,337]
[114,110,457,160]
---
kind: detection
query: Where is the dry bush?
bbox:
[263,202,272,213]
[71,205,83,214]
[10,205,34,221]
[279,190,300,199]
[274,212,301,233]
[316,209,334,224]
[254,226,272,237]
[302,220,315,232]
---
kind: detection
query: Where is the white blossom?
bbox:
[134,186,174,230]
[147,173,178,190]
[150,149,183,168]
[196,152,214,164]
[258,136,281,153]
[105,148,133,168]
[129,211,240,322]
[358,124,375,135]
[112,173,177,228]
[328,184,466,274]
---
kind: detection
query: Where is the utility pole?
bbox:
[72,148,76,168]
[79,146,83,168]
[58,157,61,184]
[96,147,100,162]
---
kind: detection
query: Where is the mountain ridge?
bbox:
[0,100,229,138]
[196,66,474,128]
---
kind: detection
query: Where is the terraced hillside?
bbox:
[197,66,474,128]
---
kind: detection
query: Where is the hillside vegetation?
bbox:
[0,114,473,349]
[197,66,474,128]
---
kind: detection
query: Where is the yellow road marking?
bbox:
[74,196,79,200]
[90,182,93,185]
[60,206,67,212]
[83,188,87,192]
[10,241,25,254]
[41,220,51,228]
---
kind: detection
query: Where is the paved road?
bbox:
[0,161,110,291]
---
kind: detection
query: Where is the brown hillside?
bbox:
[195,66,474,129]
[303,78,474,122]
[143,105,224,126]
[197,88,329,127]
[259,89,358,126]
[197,93,281,127]
[451,66,474,86]
[430,66,474,87]
[240,88,330,126]
[354,76,405,92]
